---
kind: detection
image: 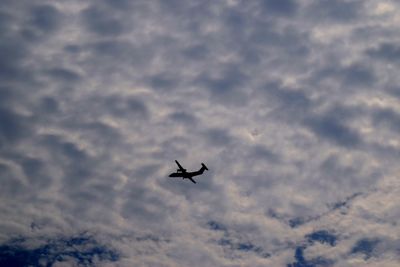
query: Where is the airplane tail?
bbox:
[201,163,208,171]
[188,163,209,178]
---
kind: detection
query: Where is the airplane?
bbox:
[168,160,208,184]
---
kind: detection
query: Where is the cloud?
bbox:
[203,128,234,147]
[350,238,381,260]
[288,246,335,267]
[260,0,299,17]
[306,230,337,247]
[306,0,365,22]
[1,0,399,266]
[81,5,127,36]
[46,68,81,83]
[304,114,363,148]
[372,107,400,133]
[366,42,400,64]
[195,64,249,105]
[0,107,31,145]
[29,4,62,33]
[0,36,30,82]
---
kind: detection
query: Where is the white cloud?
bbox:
[0,0,399,265]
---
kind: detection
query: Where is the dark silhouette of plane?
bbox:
[168,160,208,184]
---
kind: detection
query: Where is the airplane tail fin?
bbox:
[190,163,208,178]
[201,163,208,171]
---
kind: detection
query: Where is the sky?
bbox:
[1,0,400,266]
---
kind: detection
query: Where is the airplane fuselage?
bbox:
[169,172,196,179]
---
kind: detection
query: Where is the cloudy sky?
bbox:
[1,0,400,266]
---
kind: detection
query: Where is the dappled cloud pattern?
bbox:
[1,0,400,266]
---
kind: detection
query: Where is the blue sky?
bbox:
[1,0,400,266]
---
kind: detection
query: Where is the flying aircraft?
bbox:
[168,160,208,184]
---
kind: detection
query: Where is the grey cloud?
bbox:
[203,128,233,147]
[100,95,149,119]
[372,238,400,259]
[323,103,366,122]
[63,44,81,54]
[0,11,12,33]
[19,4,64,42]
[121,183,171,226]
[207,220,227,232]
[0,38,29,82]
[29,4,61,33]
[260,0,298,17]
[372,107,400,133]
[288,217,308,228]
[0,107,31,145]
[304,114,363,147]
[341,63,376,87]
[196,65,249,105]
[39,134,92,185]
[1,0,400,266]
[81,6,127,36]
[366,43,400,63]
[55,138,88,162]
[181,44,209,61]
[63,93,150,127]
[132,163,161,180]
[387,87,400,99]
[218,238,270,259]
[126,98,149,117]
[0,163,26,197]
[146,72,180,91]
[79,121,122,144]
[15,156,52,190]
[272,191,364,228]
[307,0,364,22]
[100,0,135,10]
[248,23,310,58]
[249,145,280,163]
[168,111,197,125]
[84,39,155,72]
[319,155,361,187]
[39,96,59,114]
[367,142,400,165]
[207,220,271,259]
[40,110,122,154]
[259,81,312,122]
[350,238,381,259]
[306,230,337,246]
[0,7,42,92]
[313,63,376,89]
[34,132,124,219]
[328,192,362,211]
[90,40,133,57]
[264,81,311,109]
[288,246,335,267]
[222,8,247,35]
[288,229,338,266]
[46,68,81,83]
[0,87,15,107]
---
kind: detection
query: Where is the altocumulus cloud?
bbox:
[1,0,400,266]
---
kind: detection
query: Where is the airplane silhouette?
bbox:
[168,160,208,184]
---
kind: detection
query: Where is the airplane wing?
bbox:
[188,178,197,184]
[175,160,186,171]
